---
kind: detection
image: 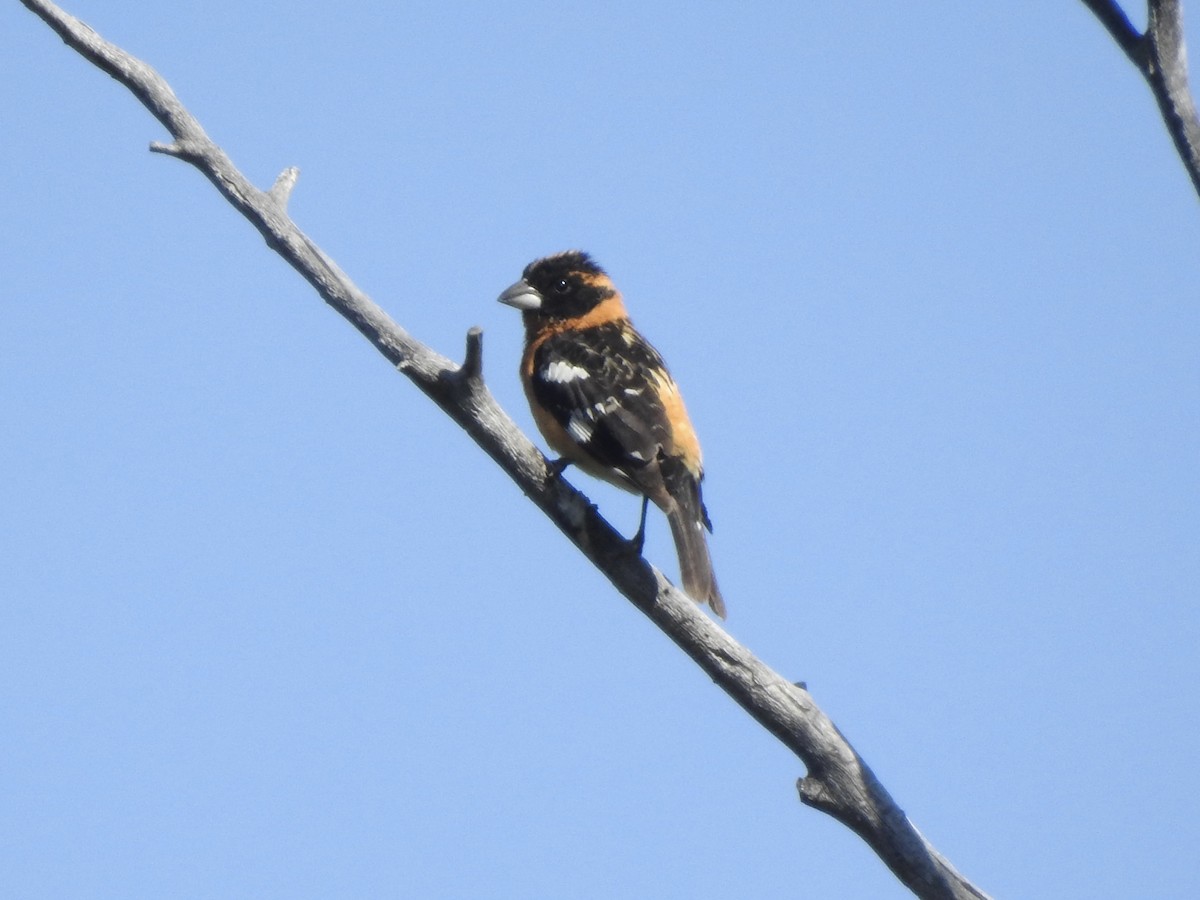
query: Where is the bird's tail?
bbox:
[664,473,726,619]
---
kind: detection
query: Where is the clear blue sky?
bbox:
[3,2,1198,898]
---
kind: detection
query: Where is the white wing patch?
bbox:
[592,397,621,420]
[566,410,595,443]
[544,360,590,383]
[565,396,621,445]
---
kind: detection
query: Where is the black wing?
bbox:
[530,322,672,483]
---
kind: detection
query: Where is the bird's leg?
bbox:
[628,495,650,556]
[547,457,573,479]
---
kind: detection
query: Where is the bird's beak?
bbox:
[497,279,543,311]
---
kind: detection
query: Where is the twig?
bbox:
[459,327,484,382]
[18,2,992,897]
[1080,0,1145,64]
[1082,0,1200,198]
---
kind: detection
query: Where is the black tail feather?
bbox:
[663,473,725,618]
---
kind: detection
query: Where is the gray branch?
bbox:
[1082,0,1200,198]
[18,2,991,898]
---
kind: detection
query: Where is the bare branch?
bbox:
[1145,0,1200,195]
[18,2,992,897]
[1080,0,1146,65]
[459,327,484,383]
[1081,0,1200,198]
[268,166,300,209]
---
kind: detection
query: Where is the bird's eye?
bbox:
[553,278,571,294]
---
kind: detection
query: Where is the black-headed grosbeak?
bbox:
[498,250,725,618]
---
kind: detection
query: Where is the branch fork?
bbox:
[1082,0,1200,197]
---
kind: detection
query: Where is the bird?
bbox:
[497,250,725,618]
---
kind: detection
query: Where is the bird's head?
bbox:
[498,251,625,325]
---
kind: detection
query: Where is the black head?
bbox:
[498,251,620,323]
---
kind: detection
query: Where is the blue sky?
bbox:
[3,2,1198,898]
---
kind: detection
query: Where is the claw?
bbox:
[628,495,650,556]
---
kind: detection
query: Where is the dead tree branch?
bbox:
[1081,0,1200,198]
[18,2,991,897]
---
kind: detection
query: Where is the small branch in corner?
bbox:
[1079,0,1146,67]
[1081,0,1200,198]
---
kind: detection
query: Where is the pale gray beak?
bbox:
[497,279,543,311]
